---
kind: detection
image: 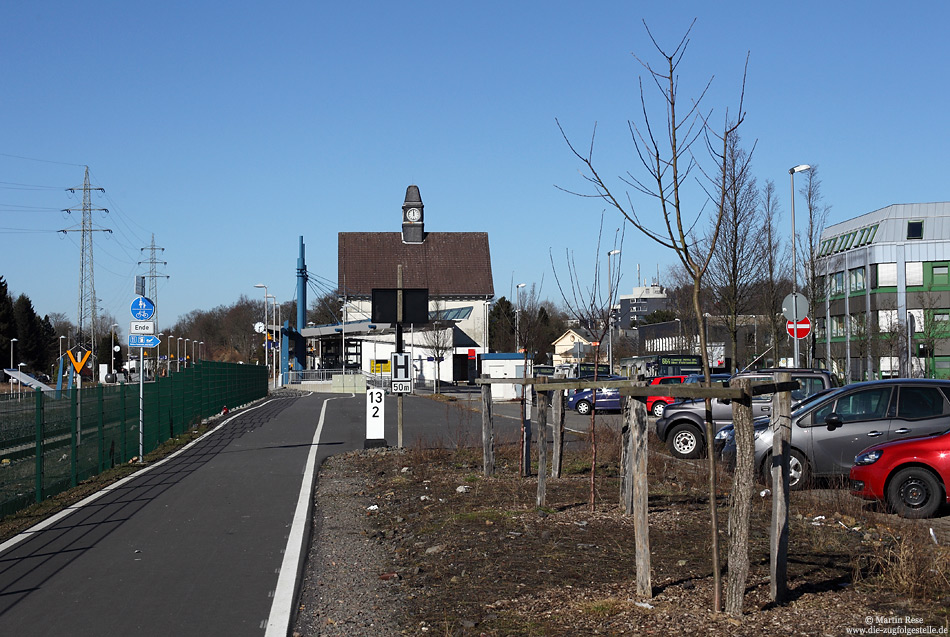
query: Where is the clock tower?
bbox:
[401,184,424,243]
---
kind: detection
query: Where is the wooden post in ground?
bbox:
[726,377,754,615]
[481,380,494,477]
[551,389,565,478]
[536,390,549,507]
[623,394,651,597]
[770,372,792,602]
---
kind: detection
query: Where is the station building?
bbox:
[301,185,494,387]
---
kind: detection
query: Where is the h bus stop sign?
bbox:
[391,352,411,393]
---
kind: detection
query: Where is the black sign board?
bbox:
[371,288,429,324]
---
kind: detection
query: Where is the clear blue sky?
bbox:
[2,2,948,333]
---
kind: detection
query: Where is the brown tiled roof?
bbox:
[338,232,494,298]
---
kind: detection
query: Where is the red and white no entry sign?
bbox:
[786,316,811,339]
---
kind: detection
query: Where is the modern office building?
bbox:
[815,202,950,380]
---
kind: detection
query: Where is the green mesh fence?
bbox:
[0,361,267,518]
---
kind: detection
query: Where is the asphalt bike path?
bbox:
[0,390,531,636]
[0,392,364,637]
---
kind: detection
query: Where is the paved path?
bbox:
[0,393,345,637]
[0,389,515,637]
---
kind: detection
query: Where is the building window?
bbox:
[933,264,949,286]
[830,271,845,296]
[877,262,898,287]
[906,261,924,287]
[849,266,866,292]
[878,309,898,332]
[831,315,846,338]
[907,220,924,240]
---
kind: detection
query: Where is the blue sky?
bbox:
[2,2,949,333]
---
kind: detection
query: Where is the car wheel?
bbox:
[886,467,943,519]
[761,449,809,491]
[575,400,592,416]
[668,423,703,460]
[651,401,666,418]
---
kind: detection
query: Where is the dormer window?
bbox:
[907,220,924,240]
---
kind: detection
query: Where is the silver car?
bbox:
[719,379,950,489]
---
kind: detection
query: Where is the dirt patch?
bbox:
[305,443,950,636]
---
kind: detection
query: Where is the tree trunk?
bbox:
[726,377,754,615]
[694,279,722,612]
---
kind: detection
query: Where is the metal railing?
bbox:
[286,368,362,384]
[0,360,267,519]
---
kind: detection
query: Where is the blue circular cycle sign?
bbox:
[130,296,155,321]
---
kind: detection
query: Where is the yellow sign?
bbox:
[67,350,91,375]
[372,360,391,374]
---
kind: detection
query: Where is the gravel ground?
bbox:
[292,450,405,637]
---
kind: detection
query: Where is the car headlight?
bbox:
[854,449,882,465]
[714,428,732,441]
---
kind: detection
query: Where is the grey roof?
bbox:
[819,203,950,260]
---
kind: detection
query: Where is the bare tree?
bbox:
[798,166,831,367]
[421,299,454,394]
[558,21,748,611]
[705,131,762,372]
[758,180,788,367]
[550,217,622,508]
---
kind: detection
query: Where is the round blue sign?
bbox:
[130,296,155,320]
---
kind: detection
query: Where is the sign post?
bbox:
[130,296,155,464]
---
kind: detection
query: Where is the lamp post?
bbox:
[199,341,204,362]
[675,318,683,354]
[514,283,526,352]
[184,339,190,368]
[192,339,196,366]
[607,249,621,372]
[177,337,182,372]
[111,324,119,378]
[167,334,173,375]
[253,283,268,372]
[789,164,811,367]
[9,338,16,395]
[17,362,25,399]
[267,294,279,387]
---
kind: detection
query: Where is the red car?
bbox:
[849,427,950,519]
[646,375,688,418]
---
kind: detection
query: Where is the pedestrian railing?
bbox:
[0,360,267,519]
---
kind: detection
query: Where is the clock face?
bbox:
[405,207,421,222]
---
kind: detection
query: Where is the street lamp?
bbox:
[199,341,204,361]
[607,250,621,372]
[192,339,196,366]
[9,338,16,395]
[177,337,182,372]
[789,164,811,367]
[514,283,526,352]
[17,362,25,399]
[167,334,173,375]
[267,294,279,386]
[185,339,190,368]
[253,283,268,371]
[111,324,119,378]
[675,318,683,354]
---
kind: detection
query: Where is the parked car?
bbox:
[655,369,837,460]
[720,379,950,491]
[566,375,626,415]
[645,375,688,418]
[850,427,950,518]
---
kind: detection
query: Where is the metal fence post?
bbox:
[35,387,44,503]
